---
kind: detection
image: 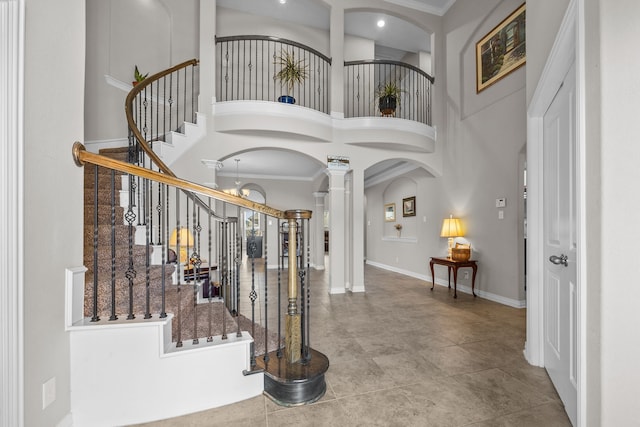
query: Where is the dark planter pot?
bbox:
[278,95,296,104]
[379,95,397,116]
[378,95,396,116]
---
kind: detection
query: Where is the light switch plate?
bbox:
[496,198,506,208]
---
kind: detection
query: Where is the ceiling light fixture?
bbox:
[377,19,385,28]
[222,159,250,198]
[279,0,286,4]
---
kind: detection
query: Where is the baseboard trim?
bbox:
[56,412,73,427]
[84,137,128,153]
[364,260,525,308]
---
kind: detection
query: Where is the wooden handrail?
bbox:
[73,142,286,219]
[124,58,199,178]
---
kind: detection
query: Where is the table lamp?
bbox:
[169,227,195,264]
[440,215,463,259]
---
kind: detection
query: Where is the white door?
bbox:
[543,63,577,425]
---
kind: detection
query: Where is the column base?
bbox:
[257,348,329,407]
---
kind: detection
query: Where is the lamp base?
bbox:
[447,237,454,258]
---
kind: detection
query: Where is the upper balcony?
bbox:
[213,35,435,152]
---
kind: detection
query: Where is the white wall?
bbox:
[365,170,446,279]
[23,0,85,425]
[344,35,374,61]
[441,0,526,303]
[217,7,330,57]
[598,0,640,422]
[365,0,529,305]
[84,0,199,142]
[525,0,571,106]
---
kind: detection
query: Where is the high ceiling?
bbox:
[217,0,447,56]
[213,0,450,187]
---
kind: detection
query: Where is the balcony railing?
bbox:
[344,60,434,126]
[216,35,331,114]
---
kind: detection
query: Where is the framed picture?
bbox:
[402,196,416,217]
[384,203,396,222]
[476,3,526,93]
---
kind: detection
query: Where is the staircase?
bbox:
[68,58,327,425]
[83,147,232,342]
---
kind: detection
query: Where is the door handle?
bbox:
[549,254,569,267]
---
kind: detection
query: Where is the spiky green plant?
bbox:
[376,80,405,102]
[274,49,308,96]
[134,65,149,83]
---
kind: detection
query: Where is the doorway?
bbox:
[525,2,581,425]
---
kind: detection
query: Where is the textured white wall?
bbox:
[526,0,572,106]
[599,0,640,422]
[84,0,199,142]
[23,0,85,425]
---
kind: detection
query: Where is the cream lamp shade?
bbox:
[169,227,195,264]
[440,215,463,258]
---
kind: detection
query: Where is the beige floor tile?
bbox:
[132,263,571,426]
[466,402,572,426]
[266,400,350,426]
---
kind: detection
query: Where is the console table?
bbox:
[429,257,478,299]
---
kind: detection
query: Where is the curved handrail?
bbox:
[125,58,199,178]
[215,35,332,64]
[344,59,434,83]
[73,142,286,219]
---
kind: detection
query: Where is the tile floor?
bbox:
[135,263,572,426]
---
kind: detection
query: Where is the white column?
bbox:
[0,1,24,425]
[312,192,327,270]
[327,169,347,294]
[329,4,344,118]
[351,168,365,292]
[199,0,216,111]
[201,159,223,189]
[344,173,352,290]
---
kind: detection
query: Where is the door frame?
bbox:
[525,0,586,425]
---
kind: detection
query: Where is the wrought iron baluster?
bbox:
[249,217,257,369]
[175,191,182,348]
[276,219,282,358]
[192,196,201,345]
[263,213,270,362]
[235,210,242,338]
[144,176,151,319]
[126,171,136,320]
[109,169,118,321]
[221,204,228,340]
[207,198,213,342]
[305,218,311,360]
[160,184,169,319]
[91,165,100,322]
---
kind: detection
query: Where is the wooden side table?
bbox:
[429,257,478,299]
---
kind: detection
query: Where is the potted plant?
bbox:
[274,49,307,104]
[376,81,404,116]
[133,65,148,86]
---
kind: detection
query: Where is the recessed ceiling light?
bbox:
[377,19,385,28]
[279,0,286,4]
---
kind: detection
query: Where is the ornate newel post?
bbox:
[285,212,302,363]
[257,209,329,406]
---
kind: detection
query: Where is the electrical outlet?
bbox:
[464,271,469,279]
[43,377,56,409]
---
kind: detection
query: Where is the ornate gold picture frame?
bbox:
[476,3,526,93]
